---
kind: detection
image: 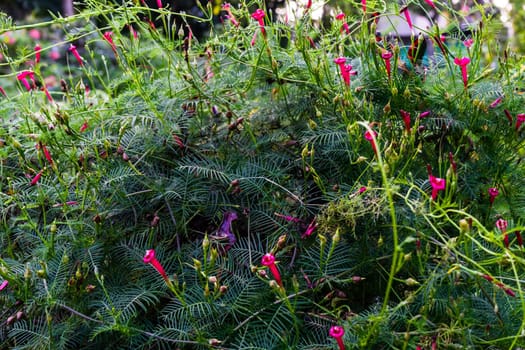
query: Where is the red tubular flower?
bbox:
[103,31,117,54]
[40,144,54,165]
[35,44,41,64]
[42,86,53,103]
[515,113,525,131]
[400,110,411,133]
[301,219,318,238]
[381,51,393,79]
[0,280,8,291]
[261,253,282,287]
[335,13,350,34]
[489,96,503,108]
[488,187,499,206]
[30,171,43,186]
[504,287,516,297]
[329,326,345,350]
[504,109,513,125]
[463,38,473,48]
[364,130,378,154]
[334,57,350,86]
[496,219,508,248]
[516,231,523,247]
[17,70,35,91]
[453,57,470,88]
[0,86,6,97]
[481,274,493,282]
[80,121,89,132]
[143,249,169,282]
[424,0,435,8]
[274,213,301,223]
[361,0,366,12]
[400,7,413,32]
[156,0,162,8]
[428,171,446,201]
[419,110,430,119]
[222,3,239,27]
[251,9,266,36]
[68,44,83,66]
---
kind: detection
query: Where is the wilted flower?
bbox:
[381,51,393,79]
[496,219,509,248]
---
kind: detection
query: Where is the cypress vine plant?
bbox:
[0,0,524,349]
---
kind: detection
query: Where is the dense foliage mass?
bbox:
[0,0,524,349]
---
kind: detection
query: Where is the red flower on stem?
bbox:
[496,219,508,248]
[453,57,470,88]
[400,110,411,133]
[0,86,6,97]
[335,13,350,34]
[361,0,366,12]
[515,113,525,131]
[39,144,54,165]
[17,70,35,91]
[80,121,89,132]
[156,0,163,8]
[0,280,8,291]
[400,7,413,32]
[329,325,345,350]
[489,96,503,108]
[448,152,457,174]
[427,166,445,201]
[381,51,393,79]
[30,171,43,186]
[251,9,266,36]
[103,31,117,54]
[488,187,499,206]
[334,57,350,86]
[364,130,378,154]
[261,253,283,287]
[143,249,169,282]
[301,219,318,238]
[424,0,436,8]
[35,44,41,64]
[504,109,513,125]
[68,44,84,66]
[516,231,523,247]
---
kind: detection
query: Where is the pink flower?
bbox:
[30,171,43,186]
[68,44,83,66]
[448,152,457,174]
[361,0,366,12]
[515,113,525,131]
[419,110,430,119]
[0,86,6,97]
[381,51,393,79]
[103,31,117,54]
[329,325,345,350]
[427,167,445,201]
[28,29,41,40]
[35,44,41,64]
[80,121,89,132]
[251,9,266,36]
[222,3,239,27]
[143,249,169,281]
[496,219,508,248]
[156,0,163,8]
[261,253,283,287]
[504,109,513,125]
[17,70,35,91]
[400,110,411,133]
[42,86,53,103]
[453,57,471,88]
[516,231,523,247]
[49,48,60,61]
[40,144,54,165]
[358,186,367,194]
[489,96,503,108]
[0,280,8,291]
[335,13,350,34]
[364,130,378,154]
[274,213,301,223]
[400,7,413,32]
[488,187,499,205]
[334,57,351,86]
[301,219,317,238]
[424,0,435,8]
[463,38,474,48]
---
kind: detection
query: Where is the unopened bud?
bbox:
[208,276,217,284]
[405,278,419,286]
[219,285,228,294]
[459,219,470,233]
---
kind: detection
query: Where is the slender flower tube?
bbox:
[516,231,523,247]
[428,169,445,201]
[489,96,503,108]
[333,57,350,86]
[453,57,470,88]
[504,109,513,125]
[35,44,41,64]
[0,280,8,291]
[301,219,318,238]
[80,121,89,132]
[488,187,499,206]
[381,51,393,79]
[42,86,53,103]
[222,3,239,27]
[335,13,350,34]
[261,253,283,287]
[103,31,117,54]
[30,171,43,186]
[400,7,413,32]
[329,326,345,350]
[0,86,6,97]
[448,152,457,174]
[496,219,508,248]
[419,110,430,119]
[143,249,169,282]
[156,0,162,8]
[17,70,35,91]
[424,0,435,8]
[515,113,525,130]
[68,44,83,66]
[400,110,411,133]
[41,144,54,165]
[364,130,378,154]
[361,0,366,12]
[251,9,266,36]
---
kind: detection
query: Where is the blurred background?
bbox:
[0,0,522,54]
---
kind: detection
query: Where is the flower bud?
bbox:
[459,219,470,233]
